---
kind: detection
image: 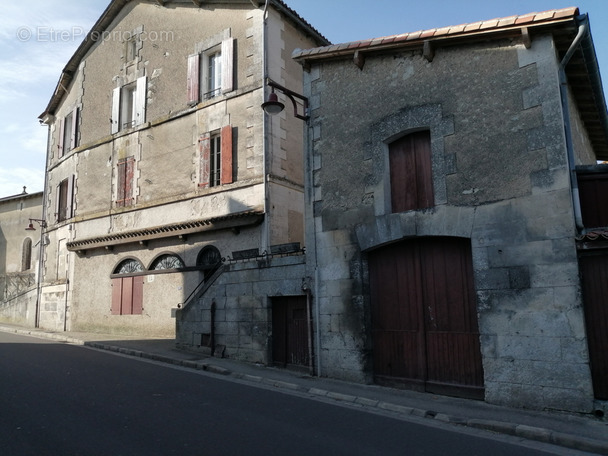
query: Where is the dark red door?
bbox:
[272,296,309,368]
[578,252,608,400]
[369,237,484,399]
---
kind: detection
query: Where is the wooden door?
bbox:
[579,252,608,400]
[369,237,484,399]
[272,296,309,368]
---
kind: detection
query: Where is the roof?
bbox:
[293,7,608,160]
[293,7,580,60]
[39,0,329,120]
[0,190,43,203]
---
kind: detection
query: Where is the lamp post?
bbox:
[261,78,309,120]
[25,218,47,328]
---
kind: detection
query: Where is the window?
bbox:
[116,156,135,207]
[187,37,234,104]
[111,76,147,133]
[199,125,233,188]
[389,130,434,212]
[58,106,79,158]
[150,254,185,270]
[56,175,75,222]
[111,259,145,315]
[126,37,138,62]
[22,238,32,271]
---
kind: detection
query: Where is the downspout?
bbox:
[558,15,588,232]
[35,120,52,328]
[261,0,271,252]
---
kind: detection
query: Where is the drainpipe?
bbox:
[261,0,271,252]
[558,15,588,232]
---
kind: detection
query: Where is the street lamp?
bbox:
[25,218,47,328]
[261,78,309,120]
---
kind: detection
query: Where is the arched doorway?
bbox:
[368,237,484,399]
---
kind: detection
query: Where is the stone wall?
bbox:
[304,34,595,411]
[177,254,306,364]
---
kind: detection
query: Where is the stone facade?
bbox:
[37,0,328,340]
[295,11,607,412]
[0,190,43,326]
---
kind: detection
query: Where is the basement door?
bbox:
[369,237,484,400]
[578,252,608,400]
[272,296,310,369]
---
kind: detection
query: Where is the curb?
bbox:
[3,325,608,455]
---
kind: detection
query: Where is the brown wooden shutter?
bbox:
[111,87,121,134]
[187,54,200,104]
[58,117,65,158]
[221,38,234,94]
[199,134,210,188]
[220,125,233,184]
[389,130,434,212]
[117,157,135,206]
[70,106,79,150]
[132,276,144,315]
[111,278,123,315]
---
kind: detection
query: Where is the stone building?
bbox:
[0,189,43,326]
[38,0,328,342]
[293,7,608,413]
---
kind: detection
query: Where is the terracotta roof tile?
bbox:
[293,7,580,61]
[515,14,536,25]
[480,19,499,30]
[534,11,556,21]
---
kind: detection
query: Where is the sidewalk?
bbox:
[1,323,607,455]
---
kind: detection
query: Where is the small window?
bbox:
[56,175,75,222]
[111,77,147,134]
[389,130,434,212]
[150,254,185,270]
[58,107,79,158]
[199,125,233,188]
[187,37,234,104]
[126,37,138,61]
[120,83,137,130]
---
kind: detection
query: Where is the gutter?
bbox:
[558,14,591,232]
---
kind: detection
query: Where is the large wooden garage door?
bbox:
[369,237,484,400]
[578,252,608,400]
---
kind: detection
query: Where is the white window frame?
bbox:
[111,76,147,134]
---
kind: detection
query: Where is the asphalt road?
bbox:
[0,331,586,456]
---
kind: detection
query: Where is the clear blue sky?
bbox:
[0,0,606,198]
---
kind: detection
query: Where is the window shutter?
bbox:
[66,174,75,219]
[111,87,121,134]
[135,76,147,126]
[111,278,123,315]
[70,106,79,150]
[187,53,200,104]
[221,38,234,94]
[199,134,210,188]
[117,157,135,207]
[220,125,233,184]
[132,276,144,315]
[55,183,61,222]
[58,117,65,158]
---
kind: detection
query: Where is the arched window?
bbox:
[113,258,144,275]
[21,238,33,271]
[197,245,222,279]
[150,254,185,270]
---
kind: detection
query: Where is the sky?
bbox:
[0,0,606,198]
